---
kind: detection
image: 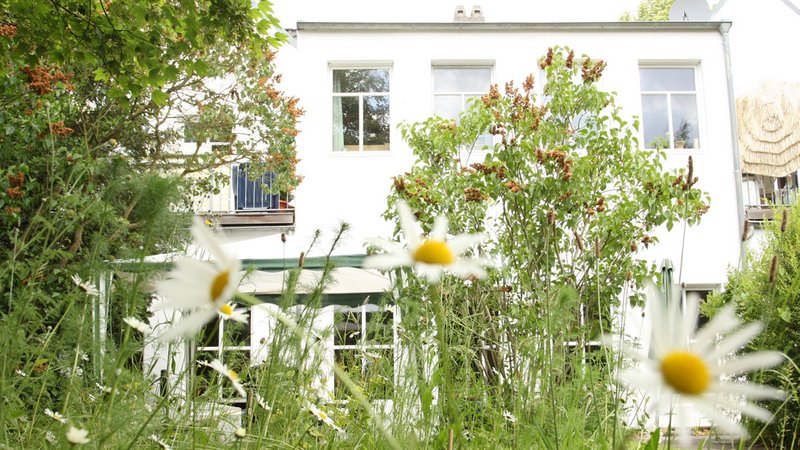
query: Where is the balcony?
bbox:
[742,174,798,222]
[194,164,295,229]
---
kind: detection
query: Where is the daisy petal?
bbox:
[691,305,740,354]
[712,395,775,422]
[707,322,763,360]
[710,381,786,400]
[716,351,785,376]
[157,308,217,342]
[448,260,487,279]
[364,237,402,252]
[430,216,449,241]
[693,397,748,438]
[363,252,413,271]
[448,233,485,255]
[192,217,232,270]
[396,200,421,249]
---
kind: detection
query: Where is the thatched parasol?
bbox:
[737,81,800,177]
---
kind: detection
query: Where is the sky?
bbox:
[271,0,651,26]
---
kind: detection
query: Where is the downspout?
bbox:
[720,22,746,255]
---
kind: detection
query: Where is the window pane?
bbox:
[335,311,361,346]
[640,68,695,91]
[433,95,463,121]
[433,67,492,92]
[642,94,670,148]
[333,96,359,151]
[365,310,393,344]
[200,319,220,347]
[364,95,390,150]
[671,94,700,149]
[333,69,390,93]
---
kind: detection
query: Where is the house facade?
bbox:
[144,11,746,431]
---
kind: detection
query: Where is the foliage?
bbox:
[383,46,709,447]
[620,0,676,21]
[704,206,800,448]
[0,1,301,447]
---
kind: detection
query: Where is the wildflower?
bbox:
[149,435,171,449]
[308,403,344,433]
[502,410,517,423]
[217,303,249,323]
[15,369,25,377]
[123,317,151,334]
[234,427,247,439]
[95,383,112,394]
[154,217,242,341]
[607,297,785,443]
[254,393,271,410]
[66,426,90,445]
[44,408,67,424]
[202,359,246,398]
[364,200,488,283]
[45,431,56,444]
[71,275,100,297]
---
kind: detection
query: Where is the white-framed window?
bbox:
[432,66,493,149]
[332,304,398,401]
[194,311,252,406]
[332,68,390,152]
[639,67,701,150]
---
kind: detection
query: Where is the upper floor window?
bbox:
[640,67,700,150]
[433,66,492,149]
[332,68,390,152]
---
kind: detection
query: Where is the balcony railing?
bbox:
[743,174,798,222]
[193,165,294,228]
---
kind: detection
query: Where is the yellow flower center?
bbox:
[413,240,455,265]
[319,411,328,421]
[219,304,233,316]
[660,351,711,395]
[210,270,230,302]
[227,369,239,381]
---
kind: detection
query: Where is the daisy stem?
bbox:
[430,282,457,435]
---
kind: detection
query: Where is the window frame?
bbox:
[431,64,495,155]
[638,64,703,151]
[331,65,392,153]
[193,310,253,405]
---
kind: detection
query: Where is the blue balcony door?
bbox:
[233,164,279,210]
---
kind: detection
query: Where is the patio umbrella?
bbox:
[737,80,800,177]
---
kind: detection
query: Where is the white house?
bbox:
[140,4,750,433]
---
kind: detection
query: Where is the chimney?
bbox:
[454,5,467,21]
[471,5,484,21]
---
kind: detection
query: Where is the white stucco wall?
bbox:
[219,23,741,295]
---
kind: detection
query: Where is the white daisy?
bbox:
[217,303,249,323]
[202,359,246,398]
[364,200,489,283]
[154,217,242,342]
[149,435,171,449]
[123,317,151,334]
[502,410,517,423]
[65,426,90,444]
[71,275,100,297]
[234,427,247,439]
[15,369,26,377]
[45,431,56,444]
[254,393,271,410]
[308,403,344,433]
[95,383,112,394]
[609,296,785,443]
[44,408,67,424]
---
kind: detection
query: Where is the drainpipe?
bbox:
[720,22,746,255]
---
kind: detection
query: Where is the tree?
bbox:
[383,47,709,445]
[620,0,676,21]
[0,2,300,444]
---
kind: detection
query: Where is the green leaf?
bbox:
[151,89,169,106]
[778,306,792,323]
[93,68,109,81]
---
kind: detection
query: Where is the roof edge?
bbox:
[297,21,732,33]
